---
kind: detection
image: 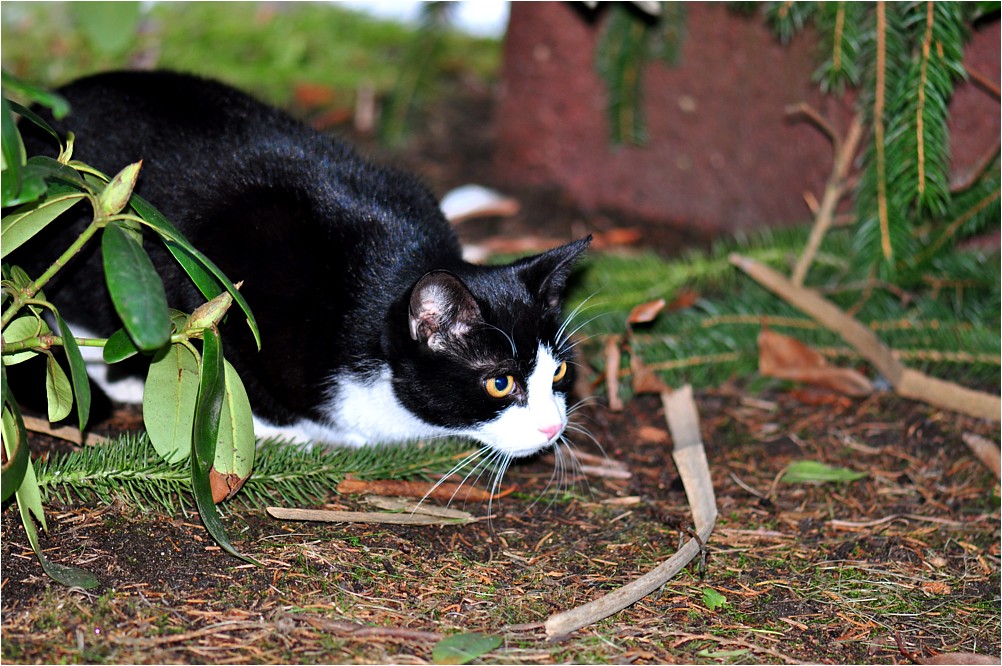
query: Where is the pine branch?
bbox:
[33,434,480,514]
[814,1,865,93]
[567,228,999,392]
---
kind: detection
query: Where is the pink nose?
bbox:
[538,423,563,441]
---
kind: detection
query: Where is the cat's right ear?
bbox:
[408,271,482,352]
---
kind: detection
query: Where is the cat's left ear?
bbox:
[408,271,483,352]
[518,236,591,310]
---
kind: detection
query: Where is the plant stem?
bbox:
[2,331,192,355]
[1,213,102,328]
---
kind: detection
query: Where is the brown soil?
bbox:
[2,81,999,665]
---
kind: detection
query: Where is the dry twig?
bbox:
[730,254,1001,421]
[786,107,865,286]
[544,385,717,638]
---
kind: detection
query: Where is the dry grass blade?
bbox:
[336,476,514,502]
[544,385,717,638]
[265,507,474,525]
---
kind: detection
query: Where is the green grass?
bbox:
[1,2,500,108]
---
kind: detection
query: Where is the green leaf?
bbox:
[432,632,502,665]
[191,328,257,564]
[214,360,255,478]
[97,161,141,217]
[701,587,727,611]
[15,491,101,589]
[1,190,87,260]
[781,460,867,484]
[102,327,140,364]
[2,315,46,365]
[3,406,46,529]
[101,221,171,351]
[1,389,29,502]
[52,312,90,430]
[1,94,25,207]
[7,100,61,147]
[1,71,71,119]
[26,156,94,192]
[7,425,101,588]
[696,649,749,659]
[144,342,200,463]
[130,194,261,350]
[44,353,73,422]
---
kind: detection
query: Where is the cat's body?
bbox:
[16,71,589,458]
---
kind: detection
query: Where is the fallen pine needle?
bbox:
[544,385,717,638]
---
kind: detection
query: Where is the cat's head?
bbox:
[389,237,591,458]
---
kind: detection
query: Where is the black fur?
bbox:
[15,71,589,439]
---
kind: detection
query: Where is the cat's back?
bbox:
[30,70,460,274]
[44,70,364,200]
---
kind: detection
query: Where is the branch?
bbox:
[966,64,1001,101]
[730,254,1001,421]
[545,386,717,638]
[790,111,866,285]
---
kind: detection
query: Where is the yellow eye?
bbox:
[553,361,568,383]
[485,375,516,398]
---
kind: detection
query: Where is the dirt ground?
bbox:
[2,80,1000,665]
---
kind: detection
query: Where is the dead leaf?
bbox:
[637,425,669,444]
[758,328,873,397]
[439,184,520,224]
[627,298,666,325]
[631,352,670,395]
[667,288,700,312]
[920,581,952,595]
[787,387,853,408]
[311,107,354,130]
[336,477,514,503]
[293,82,337,108]
[605,335,624,411]
[209,468,250,504]
[591,228,643,248]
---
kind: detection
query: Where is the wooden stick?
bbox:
[544,386,717,638]
[730,254,1001,421]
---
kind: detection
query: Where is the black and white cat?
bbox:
[17,71,590,460]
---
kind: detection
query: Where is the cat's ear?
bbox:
[518,236,591,310]
[408,271,483,351]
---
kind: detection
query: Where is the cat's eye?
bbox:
[552,361,568,383]
[485,375,516,399]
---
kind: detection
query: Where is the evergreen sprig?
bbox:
[597,2,999,278]
[813,2,865,93]
[565,227,1000,392]
[34,434,479,514]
